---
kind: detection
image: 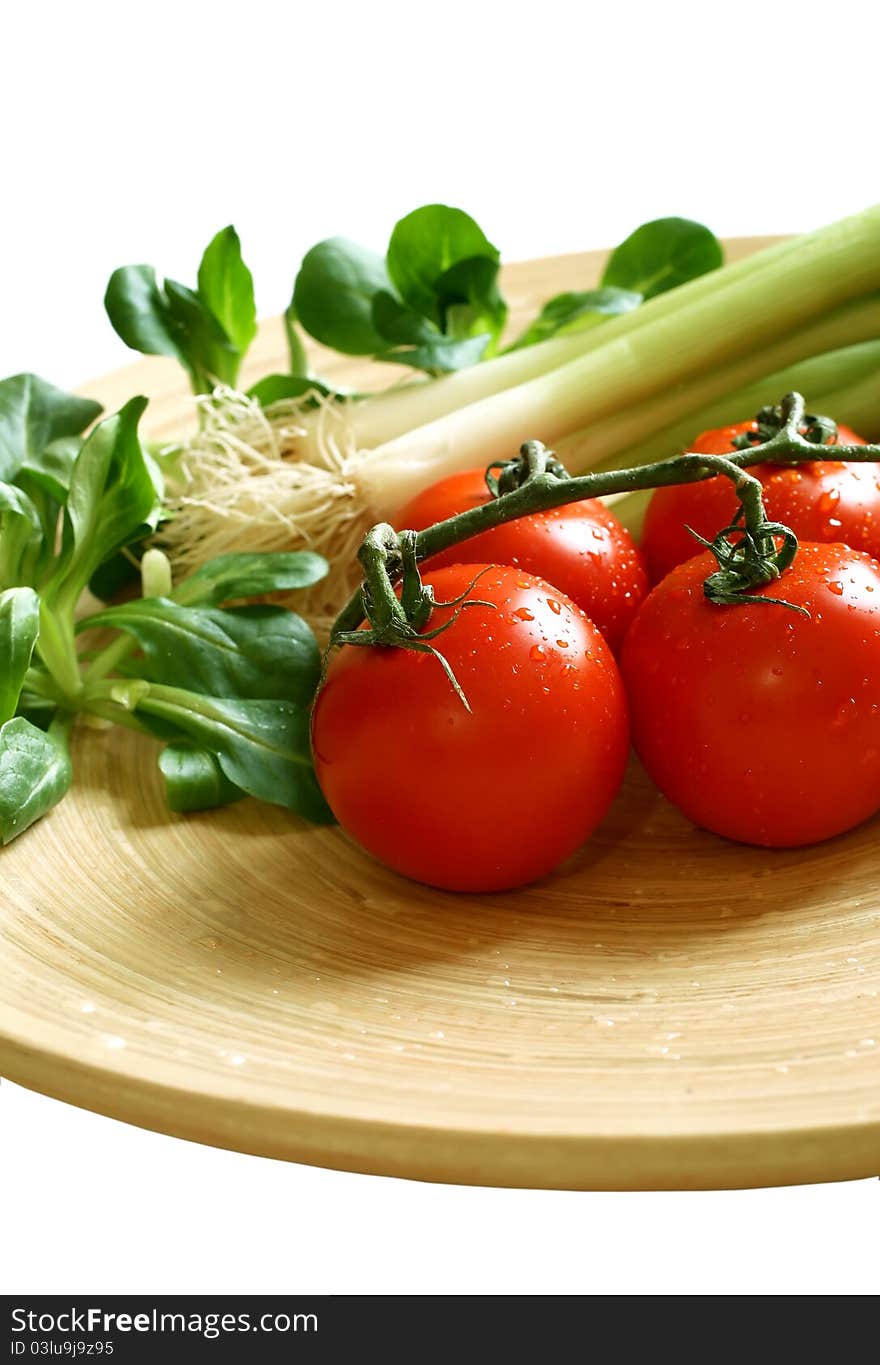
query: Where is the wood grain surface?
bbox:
[1,241,878,1189]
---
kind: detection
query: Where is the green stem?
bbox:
[35,600,82,699]
[284,305,310,379]
[83,632,136,685]
[78,697,149,734]
[23,667,65,702]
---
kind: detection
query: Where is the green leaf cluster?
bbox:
[0,373,332,844]
[104,209,723,395]
[292,204,509,377]
[104,227,257,393]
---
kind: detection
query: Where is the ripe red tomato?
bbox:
[396,468,648,653]
[312,564,629,891]
[641,420,872,583]
[621,544,880,847]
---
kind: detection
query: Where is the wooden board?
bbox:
[2,242,878,1190]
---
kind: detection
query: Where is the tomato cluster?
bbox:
[312,421,880,891]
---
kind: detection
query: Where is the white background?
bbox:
[1,0,878,1296]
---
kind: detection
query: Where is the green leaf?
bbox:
[172,550,328,607]
[0,481,43,588]
[85,601,320,705]
[20,435,82,502]
[293,238,393,355]
[105,265,188,364]
[507,286,643,350]
[433,256,507,347]
[0,373,101,484]
[601,217,723,300]
[246,374,336,406]
[105,266,240,391]
[0,716,72,844]
[372,293,491,374]
[159,742,244,812]
[46,398,163,609]
[0,587,40,724]
[138,688,333,823]
[163,280,240,387]
[197,226,257,358]
[386,205,501,329]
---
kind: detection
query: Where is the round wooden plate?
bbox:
[2,243,878,1190]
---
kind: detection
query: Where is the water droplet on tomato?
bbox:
[513,607,534,622]
[818,488,840,512]
[556,639,569,649]
[547,598,562,615]
[529,645,546,662]
[828,580,845,595]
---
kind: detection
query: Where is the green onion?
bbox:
[356,205,880,515]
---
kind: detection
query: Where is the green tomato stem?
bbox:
[330,391,880,642]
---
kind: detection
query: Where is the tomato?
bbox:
[641,420,872,583]
[312,564,629,891]
[396,467,648,654]
[621,544,880,847]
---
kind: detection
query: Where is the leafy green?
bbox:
[197,226,257,357]
[105,228,257,393]
[138,688,332,822]
[0,373,101,484]
[162,280,240,388]
[0,482,43,588]
[246,374,336,406]
[45,397,163,609]
[0,588,40,723]
[84,600,320,704]
[19,435,82,503]
[0,382,332,844]
[386,205,502,331]
[293,238,393,355]
[171,550,327,606]
[158,742,244,813]
[292,206,507,376]
[372,292,491,375]
[0,716,72,844]
[433,256,507,347]
[105,265,189,365]
[602,217,723,299]
[508,287,642,350]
